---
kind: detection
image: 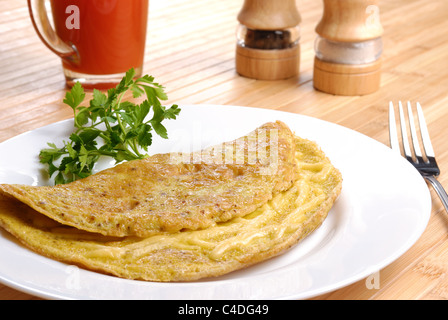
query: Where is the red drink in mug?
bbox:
[28,0,149,89]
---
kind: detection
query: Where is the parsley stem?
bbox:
[115,92,127,135]
[99,133,111,143]
[102,113,112,133]
[130,140,143,158]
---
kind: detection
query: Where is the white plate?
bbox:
[0,104,431,300]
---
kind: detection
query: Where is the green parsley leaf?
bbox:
[39,68,181,184]
[63,82,85,111]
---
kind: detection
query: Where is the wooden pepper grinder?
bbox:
[235,0,301,80]
[313,0,383,95]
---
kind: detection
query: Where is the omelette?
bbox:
[0,121,298,237]
[0,128,342,282]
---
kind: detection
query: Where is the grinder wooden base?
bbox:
[313,57,381,95]
[236,45,300,80]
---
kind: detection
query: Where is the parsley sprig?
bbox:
[39,68,180,184]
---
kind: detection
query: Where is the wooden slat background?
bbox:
[0,0,448,300]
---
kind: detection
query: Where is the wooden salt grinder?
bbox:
[313,0,384,95]
[236,0,301,80]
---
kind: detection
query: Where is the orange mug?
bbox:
[27,0,149,89]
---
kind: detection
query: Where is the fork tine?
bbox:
[398,101,413,161]
[388,102,401,153]
[389,101,448,212]
[416,102,436,158]
[407,101,424,163]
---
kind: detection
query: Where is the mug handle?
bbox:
[27,0,79,65]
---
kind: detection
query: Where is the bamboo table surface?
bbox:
[1,0,448,300]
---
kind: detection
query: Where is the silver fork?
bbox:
[389,101,448,212]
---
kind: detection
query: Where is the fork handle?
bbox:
[424,175,448,213]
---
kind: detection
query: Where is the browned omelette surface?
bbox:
[0,135,342,282]
[0,121,298,237]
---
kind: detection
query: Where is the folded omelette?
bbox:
[0,121,342,282]
[0,121,298,237]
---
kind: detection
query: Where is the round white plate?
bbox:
[0,104,431,300]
